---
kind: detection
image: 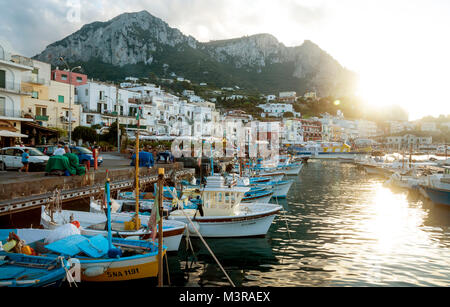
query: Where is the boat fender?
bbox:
[83,266,106,277]
[188,222,200,234]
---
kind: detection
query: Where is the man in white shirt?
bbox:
[53,144,66,156]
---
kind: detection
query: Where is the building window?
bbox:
[61,74,68,81]
[85,88,88,96]
[32,91,39,99]
[0,97,5,116]
[76,76,82,83]
[58,95,64,103]
[0,70,6,88]
[36,106,47,116]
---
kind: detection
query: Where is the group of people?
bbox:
[19,144,69,173]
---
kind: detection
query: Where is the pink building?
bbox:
[51,69,87,86]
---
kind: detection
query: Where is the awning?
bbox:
[0,130,28,138]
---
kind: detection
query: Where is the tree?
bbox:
[283,112,294,118]
[72,126,98,143]
[100,121,125,147]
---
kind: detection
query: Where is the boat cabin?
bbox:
[201,176,250,216]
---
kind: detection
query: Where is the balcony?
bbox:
[0,52,33,70]
[35,115,49,121]
[23,75,48,85]
[0,81,33,95]
[60,116,76,123]
[0,108,23,119]
[120,124,147,130]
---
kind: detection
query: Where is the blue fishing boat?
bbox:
[242,189,274,204]
[0,252,69,287]
[0,229,70,287]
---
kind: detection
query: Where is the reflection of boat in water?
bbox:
[188,237,277,266]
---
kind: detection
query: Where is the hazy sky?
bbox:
[1,0,449,120]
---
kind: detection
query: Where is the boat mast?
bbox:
[106,178,113,251]
[135,107,141,230]
[210,142,214,176]
[157,168,164,287]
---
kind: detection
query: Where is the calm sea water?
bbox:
[167,160,450,287]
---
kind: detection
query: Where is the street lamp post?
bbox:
[105,93,120,152]
[59,57,81,145]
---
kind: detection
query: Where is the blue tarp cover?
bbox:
[131,152,154,168]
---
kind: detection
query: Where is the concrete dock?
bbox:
[0,152,195,217]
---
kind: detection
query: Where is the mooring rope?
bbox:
[166,188,236,287]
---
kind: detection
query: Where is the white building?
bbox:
[257,103,295,118]
[0,49,34,146]
[356,120,378,138]
[282,118,303,145]
[182,90,195,97]
[386,134,433,150]
[421,122,438,132]
[279,91,297,103]
[266,95,277,102]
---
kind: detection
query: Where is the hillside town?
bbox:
[1,48,448,155]
[1,3,449,291]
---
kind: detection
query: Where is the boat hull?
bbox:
[281,164,303,175]
[242,193,273,204]
[79,252,162,282]
[169,204,281,238]
[420,185,450,206]
[270,180,294,198]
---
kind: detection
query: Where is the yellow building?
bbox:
[20,58,81,141]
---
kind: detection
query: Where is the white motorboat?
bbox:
[169,175,282,238]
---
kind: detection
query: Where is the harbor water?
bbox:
[167,160,450,287]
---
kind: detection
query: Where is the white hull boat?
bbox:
[170,204,281,238]
[40,206,185,252]
[280,163,303,175]
[168,175,282,238]
[266,180,294,198]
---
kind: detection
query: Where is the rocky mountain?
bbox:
[35,10,357,97]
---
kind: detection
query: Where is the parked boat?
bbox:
[258,180,294,198]
[242,189,274,204]
[419,166,450,206]
[0,232,70,287]
[1,228,165,282]
[40,206,185,252]
[169,175,282,238]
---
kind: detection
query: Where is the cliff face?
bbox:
[35,10,356,97]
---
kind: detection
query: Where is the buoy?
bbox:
[71,221,81,228]
[188,222,200,234]
[83,266,106,277]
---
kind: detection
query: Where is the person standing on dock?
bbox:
[19,149,30,173]
[53,144,65,156]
